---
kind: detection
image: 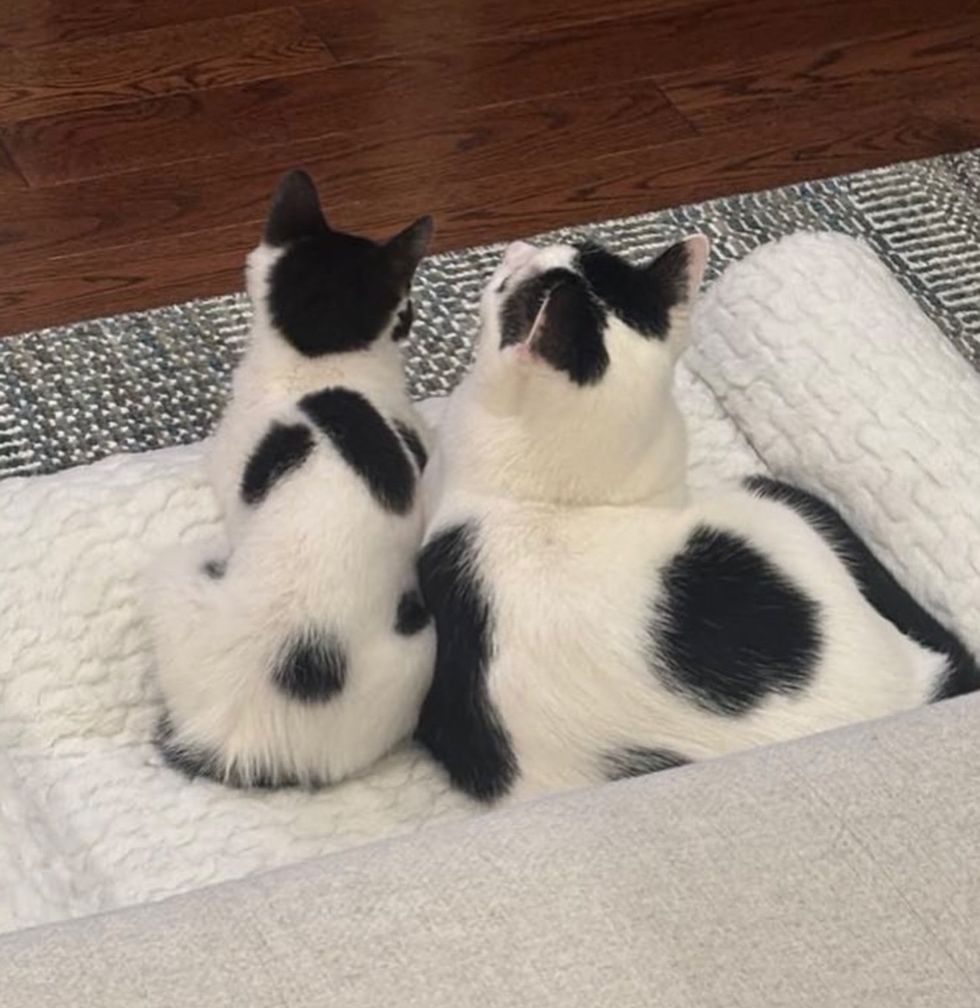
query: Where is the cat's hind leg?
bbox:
[143,537,240,784]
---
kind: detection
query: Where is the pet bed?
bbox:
[1,230,978,934]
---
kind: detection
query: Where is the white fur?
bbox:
[425,238,949,801]
[146,242,434,787]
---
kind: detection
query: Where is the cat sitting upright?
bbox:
[416,236,980,803]
[147,170,436,788]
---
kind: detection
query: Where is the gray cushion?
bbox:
[3,694,979,1007]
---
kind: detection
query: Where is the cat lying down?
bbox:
[146,172,978,800]
[415,236,980,802]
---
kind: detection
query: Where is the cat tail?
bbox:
[744,475,980,700]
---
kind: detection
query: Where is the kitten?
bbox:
[416,236,979,803]
[147,170,436,788]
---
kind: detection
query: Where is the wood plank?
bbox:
[6,0,975,184]
[0,141,27,191]
[0,79,692,260]
[299,0,689,62]
[1,29,712,188]
[0,9,333,124]
[663,21,980,133]
[4,98,978,336]
[0,1,292,51]
[302,0,976,63]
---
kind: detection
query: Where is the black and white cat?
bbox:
[147,170,436,788]
[416,236,980,803]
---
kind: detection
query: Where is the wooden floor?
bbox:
[1,0,978,336]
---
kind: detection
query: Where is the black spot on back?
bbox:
[501,268,608,386]
[577,240,689,339]
[300,388,415,514]
[240,422,314,506]
[603,746,690,781]
[394,420,428,472]
[272,630,347,703]
[396,588,430,635]
[654,525,821,715]
[155,713,299,790]
[745,475,980,700]
[415,524,518,802]
[202,558,226,579]
[391,301,414,342]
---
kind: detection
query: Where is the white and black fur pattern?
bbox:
[147,171,436,788]
[417,237,980,803]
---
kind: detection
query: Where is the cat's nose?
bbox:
[502,241,537,269]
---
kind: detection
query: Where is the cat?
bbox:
[415,235,980,803]
[146,170,436,788]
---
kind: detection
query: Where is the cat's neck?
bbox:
[239,320,408,406]
[440,383,690,510]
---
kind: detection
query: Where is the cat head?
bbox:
[246,170,433,356]
[453,235,708,505]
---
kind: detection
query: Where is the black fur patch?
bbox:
[155,713,296,789]
[396,588,430,635]
[268,229,406,356]
[202,558,226,579]
[654,525,821,714]
[240,422,314,506]
[300,388,415,514]
[391,301,414,342]
[604,747,690,781]
[394,420,428,472]
[500,268,608,385]
[577,240,688,338]
[264,169,328,248]
[272,630,347,703]
[500,268,569,347]
[745,475,980,700]
[415,524,518,802]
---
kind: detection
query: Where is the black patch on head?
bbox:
[744,475,980,701]
[395,588,430,635]
[240,422,314,506]
[155,713,299,789]
[501,268,608,386]
[268,230,406,356]
[263,172,432,356]
[653,525,821,715]
[202,558,227,579]
[300,388,415,514]
[391,301,414,342]
[415,524,518,802]
[500,268,567,348]
[272,630,347,703]
[394,420,428,472]
[576,239,689,339]
[604,746,690,781]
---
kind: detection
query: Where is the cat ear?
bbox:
[645,234,709,305]
[264,169,329,247]
[386,216,434,289]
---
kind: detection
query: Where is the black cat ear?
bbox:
[645,234,709,304]
[386,216,434,288]
[264,169,329,247]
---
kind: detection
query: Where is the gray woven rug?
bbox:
[2,149,979,480]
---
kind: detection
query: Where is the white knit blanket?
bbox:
[2,233,978,934]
